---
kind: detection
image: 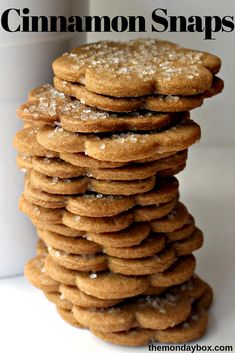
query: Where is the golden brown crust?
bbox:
[53,76,223,113]
[52,39,221,97]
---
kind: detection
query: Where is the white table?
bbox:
[1,147,235,353]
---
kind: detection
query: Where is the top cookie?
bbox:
[52,39,221,98]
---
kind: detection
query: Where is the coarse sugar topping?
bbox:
[32,84,67,100]
[23,85,70,119]
[64,39,204,81]
[60,100,110,121]
[89,272,97,279]
[111,132,139,143]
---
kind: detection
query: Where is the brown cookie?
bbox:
[196,283,214,311]
[34,221,84,237]
[38,229,102,255]
[172,228,204,256]
[72,290,192,332]
[30,169,157,196]
[36,238,48,256]
[24,255,59,292]
[15,125,188,168]
[59,284,122,309]
[178,275,207,301]
[53,75,223,113]
[60,150,181,168]
[165,215,195,242]
[153,309,208,344]
[18,84,187,133]
[56,305,83,328]
[39,228,166,259]
[16,154,32,171]
[29,150,187,180]
[43,291,72,311]
[43,252,205,303]
[151,202,189,233]
[47,245,175,275]
[52,39,221,97]
[45,255,77,286]
[62,199,177,233]
[92,285,212,346]
[107,247,175,276]
[14,126,58,158]
[150,255,196,287]
[36,119,200,162]
[93,308,207,346]
[24,176,178,214]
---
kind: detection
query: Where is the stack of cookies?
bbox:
[14,39,223,346]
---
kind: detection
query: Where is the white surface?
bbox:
[0,147,234,353]
[0,0,75,100]
[0,0,87,277]
[89,0,235,147]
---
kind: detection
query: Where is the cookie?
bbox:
[15,126,188,168]
[14,126,58,158]
[29,170,157,196]
[36,118,200,162]
[53,75,223,113]
[43,291,72,311]
[28,150,187,180]
[24,256,59,292]
[18,84,187,133]
[62,199,177,233]
[45,255,78,286]
[20,193,189,235]
[153,309,208,344]
[150,255,196,287]
[16,154,32,171]
[60,150,181,168]
[35,212,200,258]
[35,221,84,237]
[73,255,195,300]
[56,305,83,328]
[25,254,206,307]
[38,229,102,255]
[43,253,203,302]
[61,284,163,309]
[178,275,207,301]
[196,283,214,311]
[102,235,166,259]
[84,215,194,249]
[86,223,155,248]
[165,215,195,242]
[172,228,204,256]
[72,290,192,332]
[59,284,122,309]
[106,247,176,276]
[151,202,189,233]
[52,39,221,97]
[93,309,208,346]
[36,238,48,256]
[38,229,165,259]
[92,284,212,345]
[46,245,175,275]
[21,190,177,232]
[23,176,179,215]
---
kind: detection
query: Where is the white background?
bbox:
[0,0,88,277]
[0,0,235,352]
